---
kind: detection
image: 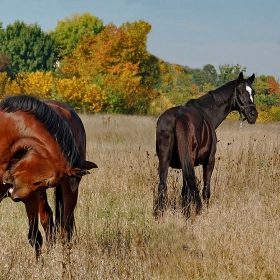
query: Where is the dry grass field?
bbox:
[0,114,280,279]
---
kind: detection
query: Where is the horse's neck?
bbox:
[204,105,233,129]
[190,94,234,129]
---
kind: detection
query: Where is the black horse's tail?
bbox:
[175,115,202,216]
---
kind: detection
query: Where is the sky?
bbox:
[1,0,280,80]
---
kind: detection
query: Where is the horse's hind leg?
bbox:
[154,135,174,219]
[39,190,54,244]
[202,157,215,208]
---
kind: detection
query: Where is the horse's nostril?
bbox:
[13,197,21,202]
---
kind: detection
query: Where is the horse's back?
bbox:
[44,100,86,159]
[156,105,216,167]
[157,106,205,136]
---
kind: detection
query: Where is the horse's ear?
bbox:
[69,161,98,178]
[237,72,244,83]
[69,168,90,177]
[247,73,255,84]
[82,160,98,170]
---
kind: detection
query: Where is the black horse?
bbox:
[154,72,258,219]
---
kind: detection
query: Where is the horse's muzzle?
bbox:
[7,186,21,202]
[244,106,258,124]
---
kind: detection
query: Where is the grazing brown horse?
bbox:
[155,72,258,219]
[0,95,97,258]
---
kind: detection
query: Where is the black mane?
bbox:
[185,79,237,111]
[208,79,237,105]
[0,95,81,167]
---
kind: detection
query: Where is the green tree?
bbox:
[156,60,194,102]
[0,20,57,77]
[218,64,247,86]
[190,64,217,88]
[254,75,271,95]
[203,64,217,86]
[51,13,104,59]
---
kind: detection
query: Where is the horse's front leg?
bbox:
[202,156,215,208]
[60,180,79,242]
[24,194,43,259]
[39,190,54,244]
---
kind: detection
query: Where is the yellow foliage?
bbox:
[257,111,274,122]
[85,84,106,112]
[4,72,54,99]
[1,72,106,112]
[202,83,216,93]
[148,94,174,116]
[0,72,8,86]
[226,111,239,120]
[5,78,22,95]
[0,72,10,98]
[24,71,54,98]
[55,77,106,112]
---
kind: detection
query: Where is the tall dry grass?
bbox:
[0,114,280,279]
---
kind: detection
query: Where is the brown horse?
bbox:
[0,95,97,258]
[155,72,258,219]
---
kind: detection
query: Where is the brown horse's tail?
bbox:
[175,115,202,216]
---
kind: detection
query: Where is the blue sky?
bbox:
[1,0,280,79]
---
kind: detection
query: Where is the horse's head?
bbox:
[2,148,97,202]
[234,72,258,124]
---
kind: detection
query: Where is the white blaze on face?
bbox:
[246,85,253,102]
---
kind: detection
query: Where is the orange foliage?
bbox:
[63,23,136,79]
[62,23,154,113]
[267,77,279,94]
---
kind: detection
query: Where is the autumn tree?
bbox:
[122,20,160,88]
[63,23,156,113]
[267,76,279,95]
[0,21,57,77]
[51,13,104,59]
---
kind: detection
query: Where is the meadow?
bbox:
[0,114,279,279]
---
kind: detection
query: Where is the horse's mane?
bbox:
[0,95,81,167]
[208,79,237,105]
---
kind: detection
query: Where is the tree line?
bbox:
[0,13,279,120]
